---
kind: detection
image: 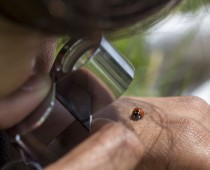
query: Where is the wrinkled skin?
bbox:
[96,96,210,170]
[0,14,210,170]
[41,95,210,170]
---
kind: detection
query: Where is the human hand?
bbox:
[95,96,210,170]
[44,119,144,170]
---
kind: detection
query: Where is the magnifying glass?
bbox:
[5,36,134,169]
[52,35,134,130]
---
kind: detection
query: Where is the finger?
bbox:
[45,120,144,170]
[0,73,51,129]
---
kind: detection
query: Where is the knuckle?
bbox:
[174,96,208,106]
[189,96,210,115]
[188,96,209,109]
[176,96,210,115]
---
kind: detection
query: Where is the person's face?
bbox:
[0,0,181,130]
[0,16,56,129]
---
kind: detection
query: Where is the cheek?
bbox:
[0,49,36,98]
[0,36,56,98]
[0,33,42,98]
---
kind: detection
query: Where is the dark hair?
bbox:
[0,0,181,36]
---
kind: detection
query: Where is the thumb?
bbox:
[45,119,144,170]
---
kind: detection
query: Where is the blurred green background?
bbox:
[57,0,210,103]
[112,0,210,103]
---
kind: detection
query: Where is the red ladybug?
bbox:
[131,108,144,121]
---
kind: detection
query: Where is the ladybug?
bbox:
[131,108,144,121]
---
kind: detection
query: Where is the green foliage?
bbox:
[112,35,154,96]
[179,0,210,13]
[55,0,209,97]
[111,0,209,97]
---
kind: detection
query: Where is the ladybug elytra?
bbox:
[131,108,144,121]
